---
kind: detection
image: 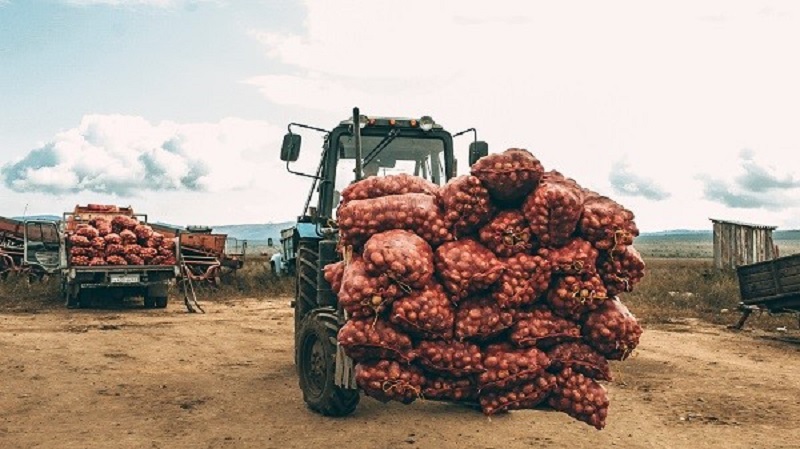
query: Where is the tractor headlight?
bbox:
[419,116,435,131]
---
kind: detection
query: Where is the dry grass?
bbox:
[0,274,62,311]
[190,254,295,300]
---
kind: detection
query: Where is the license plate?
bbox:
[110,274,140,284]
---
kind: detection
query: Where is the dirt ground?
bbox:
[1,297,798,449]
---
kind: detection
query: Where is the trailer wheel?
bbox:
[297,310,359,417]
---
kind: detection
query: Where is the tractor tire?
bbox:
[297,310,359,417]
[295,242,319,331]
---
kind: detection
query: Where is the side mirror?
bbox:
[267,237,274,247]
[280,133,301,162]
[469,141,489,166]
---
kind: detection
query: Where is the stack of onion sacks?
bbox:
[325,150,645,430]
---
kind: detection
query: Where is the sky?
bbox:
[1,0,800,232]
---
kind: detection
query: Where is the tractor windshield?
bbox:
[333,133,446,214]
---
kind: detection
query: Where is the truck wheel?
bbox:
[297,311,359,417]
[143,296,156,308]
[77,290,93,309]
[155,296,168,309]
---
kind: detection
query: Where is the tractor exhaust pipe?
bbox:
[353,107,363,181]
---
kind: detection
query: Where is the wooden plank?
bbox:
[777,273,800,292]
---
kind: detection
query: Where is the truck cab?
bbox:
[278,108,487,416]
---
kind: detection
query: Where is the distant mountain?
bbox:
[209,222,294,243]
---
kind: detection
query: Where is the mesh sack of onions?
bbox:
[140,247,158,263]
[434,238,505,300]
[161,255,177,265]
[88,257,106,266]
[90,236,105,251]
[134,224,154,242]
[470,148,545,203]
[363,229,435,290]
[338,257,403,318]
[546,273,608,321]
[70,247,93,258]
[355,360,426,404]
[337,317,415,363]
[479,343,551,391]
[150,256,165,266]
[111,216,138,234]
[549,367,609,430]
[341,173,439,204]
[423,374,479,402]
[71,255,90,266]
[76,226,99,239]
[161,238,176,251]
[523,171,585,248]
[493,252,552,309]
[104,233,122,245]
[123,244,142,256]
[125,254,144,265]
[579,192,639,252]
[479,373,557,416]
[322,261,345,294]
[106,244,125,256]
[146,232,165,248]
[510,306,582,350]
[415,340,485,377]
[106,255,127,265]
[158,246,174,258]
[478,210,536,257]
[69,235,92,247]
[119,229,137,245]
[89,218,112,237]
[389,283,455,339]
[547,342,611,381]
[454,294,516,341]
[597,246,646,296]
[581,298,642,361]
[337,193,453,249]
[439,175,494,237]
[548,238,599,276]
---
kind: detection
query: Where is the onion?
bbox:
[578,191,639,252]
[416,340,485,377]
[440,175,494,237]
[545,273,608,321]
[363,230,435,289]
[337,257,403,318]
[548,238,599,276]
[341,173,439,204]
[337,317,415,363]
[549,367,609,430]
[581,297,642,360]
[423,374,479,402]
[471,148,545,203]
[479,373,556,415]
[434,239,505,299]
[323,261,345,294]
[493,252,552,309]
[454,295,516,341]
[510,306,581,349]
[355,360,426,404]
[478,210,536,257]
[547,342,612,381]
[478,343,551,391]
[523,171,585,248]
[119,229,137,245]
[597,246,646,296]
[390,282,455,339]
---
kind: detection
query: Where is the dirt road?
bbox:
[1,297,798,449]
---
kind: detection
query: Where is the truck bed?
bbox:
[736,252,800,312]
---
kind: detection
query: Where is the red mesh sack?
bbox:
[111,216,138,233]
[355,360,426,404]
[338,257,403,318]
[416,340,484,377]
[523,171,585,248]
[106,244,125,256]
[479,343,551,391]
[440,175,494,237]
[69,235,92,247]
[549,238,599,276]
[547,342,612,381]
[337,193,452,249]
[579,192,639,252]
[363,230,434,290]
[119,229,137,245]
[423,375,479,402]
[478,210,536,257]
[510,306,582,349]
[548,367,609,430]
[582,298,642,360]
[161,238,176,251]
[134,224,154,241]
[479,373,557,415]
[76,226,99,239]
[389,283,455,339]
[90,236,106,251]
[106,255,128,265]
[546,273,608,321]
[341,173,439,204]
[88,257,107,266]
[493,252,552,309]
[337,317,415,363]
[123,244,142,256]
[125,254,144,265]
[597,246,646,296]
[146,232,165,248]
[70,247,93,257]
[104,233,122,245]
[70,255,90,266]
[150,256,165,266]
[323,261,345,294]
[89,218,112,237]
[454,295,516,341]
[140,247,158,263]
[434,239,505,299]
[161,256,177,266]
[470,148,545,202]
[158,246,174,258]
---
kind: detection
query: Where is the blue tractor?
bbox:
[279,107,488,416]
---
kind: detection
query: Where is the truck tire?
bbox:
[143,296,156,309]
[297,310,359,417]
[155,296,168,308]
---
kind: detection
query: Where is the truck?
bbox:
[1,215,61,279]
[279,107,487,416]
[733,252,800,329]
[59,204,181,309]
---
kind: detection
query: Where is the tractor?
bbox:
[279,107,488,416]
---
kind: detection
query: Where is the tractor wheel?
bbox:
[295,242,319,331]
[297,310,359,416]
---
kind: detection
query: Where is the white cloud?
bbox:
[63,0,217,8]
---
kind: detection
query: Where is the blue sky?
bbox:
[2,1,800,231]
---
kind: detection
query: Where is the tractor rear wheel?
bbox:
[297,310,359,416]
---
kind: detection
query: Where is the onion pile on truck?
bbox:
[328,148,644,430]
